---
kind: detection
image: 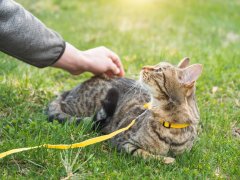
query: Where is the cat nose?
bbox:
[142,66,154,71]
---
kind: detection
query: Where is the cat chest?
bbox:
[146,126,196,155]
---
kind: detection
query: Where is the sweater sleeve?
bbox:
[0,0,65,68]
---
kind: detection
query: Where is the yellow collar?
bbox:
[143,103,190,129]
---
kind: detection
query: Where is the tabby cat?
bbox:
[48,58,203,162]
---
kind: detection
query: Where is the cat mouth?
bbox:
[139,70,157,95]
[139,71,148,86]
[140,70,149,82]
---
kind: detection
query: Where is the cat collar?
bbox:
[143,103,190,129]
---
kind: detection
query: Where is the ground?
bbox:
[0,0,239,179]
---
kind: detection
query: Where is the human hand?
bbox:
[81,46,124,77]
[52,43,125,77]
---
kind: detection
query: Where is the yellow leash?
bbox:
[0,120,135,159]
[0,103,190,159]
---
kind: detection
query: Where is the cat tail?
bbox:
[47,91,82,124]
[93,88,119,130]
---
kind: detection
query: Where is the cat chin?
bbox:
[139,80,156,95]
[139,77,149,89]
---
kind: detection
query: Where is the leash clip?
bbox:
[163,121,171,128]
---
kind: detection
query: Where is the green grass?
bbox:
[1,0,239,179]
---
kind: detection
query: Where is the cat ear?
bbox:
[179,64,203,86]
[178,57,190,68]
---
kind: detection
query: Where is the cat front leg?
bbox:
[122,142,175,164]
[132,149,175,164]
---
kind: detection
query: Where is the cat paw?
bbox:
[232,127,240,139]
[153,155,175,164]
[163,157,175,164]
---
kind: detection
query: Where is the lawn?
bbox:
[0,0,239,179]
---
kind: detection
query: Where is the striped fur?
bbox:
[48,58,202,161]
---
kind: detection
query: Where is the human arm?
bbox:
[0,0,65,68]
[0,0,124,76]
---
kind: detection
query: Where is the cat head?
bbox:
[140,57,202,124]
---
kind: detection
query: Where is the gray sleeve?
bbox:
[0,0,65,68]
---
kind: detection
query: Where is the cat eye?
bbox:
[154,68,162,72]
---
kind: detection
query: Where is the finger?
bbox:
[105,71,114,77]
[107,60,120,75]
[108,52,125,77]
[110,55,125,77]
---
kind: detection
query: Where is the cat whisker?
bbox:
[121,81,141,99]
